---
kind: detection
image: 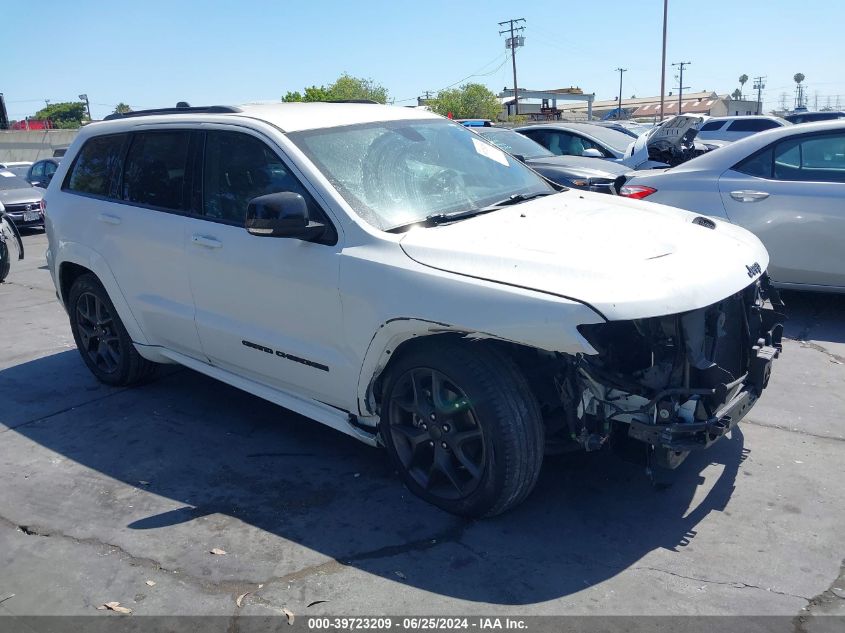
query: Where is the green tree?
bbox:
[282,74,388,103]
[429,83,501,120]
[738,74,748,98]
[34,102,86,128]
[113,102,132,114]
[731,88,743,100]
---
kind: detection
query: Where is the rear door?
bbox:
[718,130,845,287]
[184,128,347,404]
[65,129,204,357]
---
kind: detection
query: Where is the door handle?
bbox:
[98,213,122,225]
[730,190,770,203]
[191,234,222,249]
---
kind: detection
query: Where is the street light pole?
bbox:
[659,0,668,121]
[78,94,91,121]
[615,68,627,120]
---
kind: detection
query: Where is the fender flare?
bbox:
[55,241,150,345]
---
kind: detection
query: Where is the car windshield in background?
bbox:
[289,119,554,231]
[475,128,554,160]
[0,174,32,190]
[581,125,635,154]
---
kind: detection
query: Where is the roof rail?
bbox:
[326,99,380,104]
[104,104,242,121]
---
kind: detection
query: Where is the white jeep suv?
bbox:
[44,102,784,516]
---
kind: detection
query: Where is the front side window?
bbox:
[202,131,320,224]
[289,119,553,230]
[30,162,45,180]
[65,134,126,196]
[700,121,727,132]
[122,131,190,210]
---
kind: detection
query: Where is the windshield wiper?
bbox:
[386,191,555,233]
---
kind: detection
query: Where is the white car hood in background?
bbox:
[400,192,769,321]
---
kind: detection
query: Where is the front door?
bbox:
[184,129,347,404]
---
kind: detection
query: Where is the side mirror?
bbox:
[582,148,603,158]
[246,192,326,240]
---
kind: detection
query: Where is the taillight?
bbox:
[618,185,657,199]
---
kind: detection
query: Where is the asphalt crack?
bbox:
[793,559,845,632]
[743,418,845,443]
[636,565,811,602]
[0,387,130,435]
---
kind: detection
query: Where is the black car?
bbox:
[26,158,61,188]
[784,111,845,124]
[473,127,630,193]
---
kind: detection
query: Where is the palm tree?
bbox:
[738,74,748,99]
[793,73,806,109]
[112,103,132,115]
[731,88,743,100]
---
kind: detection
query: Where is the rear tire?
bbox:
[0,240,9,283]
[380,339,544,517]
[68,273,157,386]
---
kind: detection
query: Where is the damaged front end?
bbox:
[558,277,784,468]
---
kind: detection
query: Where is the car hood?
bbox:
[399,191,769,321]
[0,188,43,205]
[526,155,631,178]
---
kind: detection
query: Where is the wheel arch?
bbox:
[55,243,149,346]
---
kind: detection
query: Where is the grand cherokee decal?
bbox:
[241,340,329,372]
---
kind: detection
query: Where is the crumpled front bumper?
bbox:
[629,293,784,454]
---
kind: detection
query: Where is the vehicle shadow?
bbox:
[3,350,747,605]
[781,289,845,345]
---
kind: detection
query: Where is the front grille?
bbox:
[3,202,41,213]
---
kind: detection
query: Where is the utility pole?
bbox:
[659,0,668,121]
[78,93,91,121]
[499,18,526,115]
[615,68,627,119]
[753,76,766,115]
[672,61,691,114]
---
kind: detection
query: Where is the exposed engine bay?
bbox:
[622,114,713,169]
[526,277,784,469]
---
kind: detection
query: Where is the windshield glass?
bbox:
[288,119,554,230]
[475,128,553,160]
[0,173,32,190]
[576,125,634,154]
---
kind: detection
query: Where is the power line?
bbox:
[393,52,510,104]
[671,61,691,114]
[498,18,526,115]
[614,68,627,120]
[753,76,766,115]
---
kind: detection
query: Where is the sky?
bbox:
[2,0,844,121]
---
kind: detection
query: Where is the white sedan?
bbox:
[619,120,845,293]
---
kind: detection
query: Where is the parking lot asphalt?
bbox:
[1,230,844,625]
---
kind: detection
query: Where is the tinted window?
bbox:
[727,119,780,132]
[735,147,774,178]
[44,160,57,180]
[202,131,319,224]
[700,121,727,131]
[30,162,45,180]
[122,131,190,210]
[66,134,126,196]
[773,133,845,182]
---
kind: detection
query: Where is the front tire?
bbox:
[68,273,157,386]
[380,339,544,517]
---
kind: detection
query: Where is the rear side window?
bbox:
[735,133,845,182]
[700,121,727,132]
[65,134,127,196]
[727,119,780,132]
[122,131,191,210]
